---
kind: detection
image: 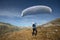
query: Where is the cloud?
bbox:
[0,8,20,18]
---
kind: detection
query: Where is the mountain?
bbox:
[0,22,13,26]
[0,18,60,40]
[41,18,60,27]
[0,22,21,37]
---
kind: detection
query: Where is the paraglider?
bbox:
[32,22,37,36]
[21,5,52,36]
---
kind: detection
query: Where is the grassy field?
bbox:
[0,18,60,40]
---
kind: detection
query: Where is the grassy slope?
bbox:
[0,22,21,37]
[0,18,60,40]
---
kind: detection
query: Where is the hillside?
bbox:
[0,18,60,40]
[0,22,21,37]
[41,18,60,27]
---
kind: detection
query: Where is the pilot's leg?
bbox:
[35,29,37,36]
[32,28,34,36]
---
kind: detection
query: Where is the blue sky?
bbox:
[0,0,60,27]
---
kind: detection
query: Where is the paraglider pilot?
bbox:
[32,22,37,36]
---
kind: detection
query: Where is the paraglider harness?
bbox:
[32,24,37,36]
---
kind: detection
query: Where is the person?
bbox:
[32,22,37,36]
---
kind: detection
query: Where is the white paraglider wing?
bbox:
[21,5,52,17]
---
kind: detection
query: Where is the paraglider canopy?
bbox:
[21,5,52,17]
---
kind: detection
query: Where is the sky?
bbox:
[0,0,60,27]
